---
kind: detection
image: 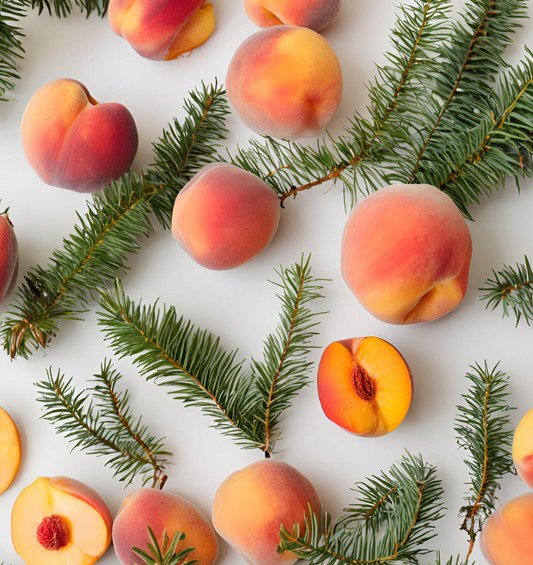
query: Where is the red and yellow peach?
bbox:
[0,210,18,303]
[21,79,138,194]
[213,460,321,565]
[0,407,21,494]
[513,408,533,490]
[227,26,343,140]
[341,184,472,324]
[109,0,215,60]
[172,163,281,270]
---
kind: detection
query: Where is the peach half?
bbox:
[341,184,472,325]
[109,0,215,60]
[245,0,341,31]
[21,79,138,194]
[172,163,281,270]
[480,493,533,565]
[0,406,21,494]
[213,460,322,565]
[113,488,218,565]
[12,476,113,565]
[513,408,533,490]
[0,210,18,303]
[227,26,343,140]
[318,337,413,437]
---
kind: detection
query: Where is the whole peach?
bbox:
[212,460,322,565]
[341,184,472,324]
[21,79,138,194]
[172,163,281,270]
[513,408,533,489]
[227,26,342,140]
[0,210,18,303]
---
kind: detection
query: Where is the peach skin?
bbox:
[108,0,215,60]
[513,408,533,489]
[480,493,533,565]
[0,209,18,303]
[212,460,322,565]
[172,163,281,270]
[21,79,138,194]
[227,26,343,140]
[0,407,21,494]
[318,337,413,437]
[245,0,341,31]
[113,488,218,565]
[341,184,472,324]
[11,476,113,565]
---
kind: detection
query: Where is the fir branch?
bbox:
[29,0,108,18]
[133,528,197,565]
[278,453,445,564]
[455,362,514,561]
[0,0,26,101]
[37,359,170,487]
[480,255,533,325]
[1,81,229,359]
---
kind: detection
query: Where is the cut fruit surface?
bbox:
[0,406,21,494]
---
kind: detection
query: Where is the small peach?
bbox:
[227,26,343,140]
[513,408,533,489]
[341,184,472,324]
[0,407,21,494]
[0,209,18,303]
[172,163,281,270]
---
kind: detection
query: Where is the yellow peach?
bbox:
[0,406,21,494]
[513,408,533,490]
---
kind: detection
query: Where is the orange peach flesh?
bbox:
[166,3,215,60]
[0,407,21,494]
[318,337,413,437]
[513,408,533,489]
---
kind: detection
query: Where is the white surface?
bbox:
[1,1,533,563]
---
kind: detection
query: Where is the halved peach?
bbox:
[0,406,21,494]
[317,337,413,437]
[12,476,113,565]
[513,408,533,490]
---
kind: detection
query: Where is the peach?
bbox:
[109,0,215,61]
[0,407,21,494]
[12,476,113,565]
[172,162,281,270]
[21,79,138,194]
[227,26,343,140]
[0,209,18,303]
[245,0,341,31]
[318,337,413,437]
[341,184,472,325]
[113,488,218,565]
[212,460,322,565]
[479,493,533,565]
[513,408,533,489]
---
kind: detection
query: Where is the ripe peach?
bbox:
[480,494,533,565]
[21,79,138,194]
[318,337,413,437]
[213,460,322,565]
[12,476,113,565]
[0,210,18,303]
[341,184,472,325]
[245,0,341,31]
[109,0,215,60]
[172,163,281,270]
[227,26,343,140]
[113,488,218,565]
[0,407,21,494]
[513,408,533,489]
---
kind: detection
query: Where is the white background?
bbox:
[1,1,533,563]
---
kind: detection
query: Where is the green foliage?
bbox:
[37,359,170,487]
[133,527,197,565]
[1,82,229,359]
[97,256,324,454]
[30,0,108,17]
[0,0,26,101]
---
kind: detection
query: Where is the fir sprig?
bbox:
[37,359,170,488]
[132,528,197,565]
[0,0,26,101]
[29,0,108,17]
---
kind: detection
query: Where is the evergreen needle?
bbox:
[132,527,198,565]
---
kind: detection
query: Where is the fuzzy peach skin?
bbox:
[513,408,533,489]
[12,476,113,565]
[245,0,341,31]
[21,79,138,194]
[227,26,343,140]
[172,163,281,270]
[213,460,322,565]
[341,184,472,325]
[113,488,218,565]
[0,407,21,494]
[480,494,533,565]
[0,211,18,303]
[109,0,215,60]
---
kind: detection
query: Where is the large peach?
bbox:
[318,337,413,437]
[341,184,472,324]
[227,26,342,140]
[113,488,218,565]
[213,460,322,565]
[12,476,113,565]
[479,494,533,565]
[21,79,138,194]
[245,0,341,31]
[0,209,18,303]
[0,406,21,494]
[513,408,533,489]
[109,0,215,60]
[172,162,281,270]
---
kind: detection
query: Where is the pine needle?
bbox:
[0,0,26,101]
[132,527,198,565]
